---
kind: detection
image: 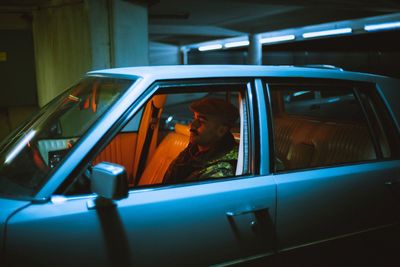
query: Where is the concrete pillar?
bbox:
[86,0,111,70]
[149,42,180,65]
[87,0,149,69]
[248,34,262,65]
[180,47,188,65]
[111,0,149,67]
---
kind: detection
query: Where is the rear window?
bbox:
[267,81,393,172]
[281,86,363,122]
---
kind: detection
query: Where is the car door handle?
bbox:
[226,206,269,217]
[226,206,272,240]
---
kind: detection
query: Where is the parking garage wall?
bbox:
[0,14,39,140]
[33,2,92,107]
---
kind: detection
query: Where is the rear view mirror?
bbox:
[49,120,62,137]
[90,162,128,201]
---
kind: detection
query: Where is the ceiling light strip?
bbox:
[198,44,223,51]
[302,27,352,38]
[364,21,400,31]
[260,35,295,44]
[224,40,250,48]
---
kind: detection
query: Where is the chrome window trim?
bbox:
[246,81,257,174]
[254,78,269,175]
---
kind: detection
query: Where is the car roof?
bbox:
[88,64,394,84]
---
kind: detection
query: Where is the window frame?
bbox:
[354,84,400,159]
[263,77,400,174]
[56,78,259,196]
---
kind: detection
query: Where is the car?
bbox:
[0,65,399,267]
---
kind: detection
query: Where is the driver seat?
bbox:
[138,123,190,185]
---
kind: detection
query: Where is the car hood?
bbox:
[0,198,30,262]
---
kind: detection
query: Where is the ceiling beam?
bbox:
[149,25,245,36]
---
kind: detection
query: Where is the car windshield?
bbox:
[0,76,135,199]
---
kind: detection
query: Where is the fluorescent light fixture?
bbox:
[302,28,352,38]
[224,40,250,48]
[260,35,295,44]
[198,44,223,51]
[5,130,36,165]
[364,21,400,31]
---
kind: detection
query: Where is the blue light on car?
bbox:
[5,130,36,164]
[327,97,340,103]
[293,91,310,97]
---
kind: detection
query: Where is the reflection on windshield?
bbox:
[0,77,135,199]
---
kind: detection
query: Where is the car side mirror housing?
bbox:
[91,162,128,200]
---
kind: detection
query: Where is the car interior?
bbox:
[270,85,381,172]
[92,88,246,188]
[36,81,395,195]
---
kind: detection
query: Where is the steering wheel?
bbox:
[29,142,49,172]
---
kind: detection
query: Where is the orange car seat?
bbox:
[138,123,190,185]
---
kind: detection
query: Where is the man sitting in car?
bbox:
[163,98,239,183]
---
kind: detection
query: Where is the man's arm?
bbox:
[198,160,237,179]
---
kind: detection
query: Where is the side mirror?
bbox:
[87,162,128,209]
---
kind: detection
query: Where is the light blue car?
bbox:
[0,65,399,266]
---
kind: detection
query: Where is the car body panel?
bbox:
[90,65,391,85]
[0,198,29,264]
[275,160,400,259]
[6,176,276,266]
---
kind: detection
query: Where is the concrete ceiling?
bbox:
[146,0,400,45]
[1,0,400,46]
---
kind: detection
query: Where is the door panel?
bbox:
[93,132,138,184]
[275,160,400,265]
[6,176,276,266]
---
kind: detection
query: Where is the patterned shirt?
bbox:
[163,132,238,183]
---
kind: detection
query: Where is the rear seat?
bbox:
[311,122,376,167]
[274,116,376,171]
[138,123,190,185]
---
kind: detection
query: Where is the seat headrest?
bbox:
[152,95,166,109]
[175,123,190,136]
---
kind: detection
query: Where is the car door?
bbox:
[4,79,277,267]
[6,178,276,267]
[265,79,400,265]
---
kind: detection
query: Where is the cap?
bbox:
[190,98,239,126]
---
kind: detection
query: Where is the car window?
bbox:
[0,77,135,198]
[281,86,363,121]
[63,81,250,195]
[268,82,378,172]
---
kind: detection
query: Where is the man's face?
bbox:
[189,112,227,148]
